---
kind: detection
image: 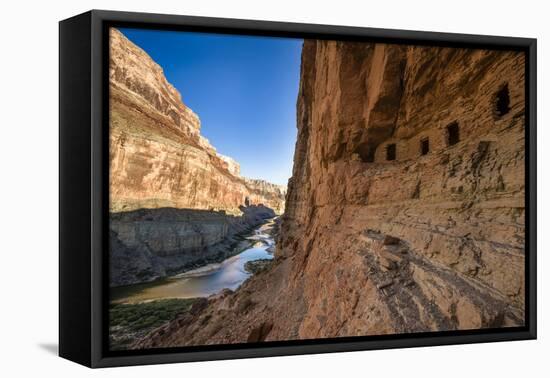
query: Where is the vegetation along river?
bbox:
[111,220,276,304]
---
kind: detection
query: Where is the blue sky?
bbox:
[119,28,303,186]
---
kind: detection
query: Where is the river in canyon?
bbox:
[110,220,276,304]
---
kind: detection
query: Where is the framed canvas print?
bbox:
[59,10,536,368]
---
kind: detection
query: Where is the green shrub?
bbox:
[109,298,197,333]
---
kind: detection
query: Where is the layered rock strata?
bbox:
[109,28,286,215]
[109,29,286,286]
[110,205,275,287]
[135,39,525,348]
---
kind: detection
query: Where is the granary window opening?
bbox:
[495,83,511,117]
[447,122,460,146]
[420,138,430,155]
[386,143,396,161]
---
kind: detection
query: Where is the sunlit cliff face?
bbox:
[109,29,286,215]
[278,40,526,337]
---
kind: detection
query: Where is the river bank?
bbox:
[111,219,277,303]
[110,204,276,287]
[109,219,278,349]
[109,298,198,350]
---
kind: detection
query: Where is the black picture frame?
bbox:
[59,9,537,368]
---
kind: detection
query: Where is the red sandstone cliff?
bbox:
[134,39,525,348]
[109,29,286,214]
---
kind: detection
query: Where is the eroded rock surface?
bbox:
[109,29,287,286]
[134,40,525,348]
[110,205,276,287]
[109,29,286,214]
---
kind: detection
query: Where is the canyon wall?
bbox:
[135,39,525,348]
[110,205,276,287]
[109,28,286,215]
[279,41,526,336]
[109,29,285,286]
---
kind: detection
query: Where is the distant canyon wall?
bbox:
[108,29,286,286]
[109,29,286,215]
[110,205,276,287]
[135,39,526,348]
